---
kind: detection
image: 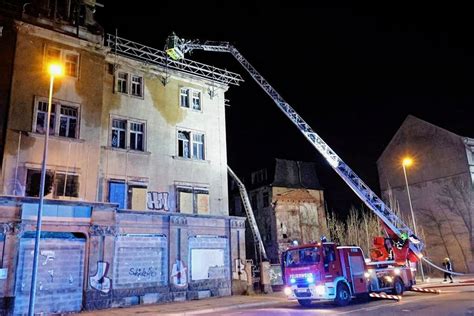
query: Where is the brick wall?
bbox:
[14,233,85,315]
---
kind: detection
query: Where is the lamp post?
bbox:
[28,63,63,316]
[402,157,425,282]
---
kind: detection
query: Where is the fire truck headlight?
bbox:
[364,271,371,278]
[306,275,314,283]
[385,276,393,283]
[315,285,325,295]
[394,268,401,275]
[284,287,292,296]
[290,278,296,284]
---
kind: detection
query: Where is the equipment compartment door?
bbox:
[348,254,367,294]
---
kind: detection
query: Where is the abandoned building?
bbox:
[229,158,328,264]
[377,115,474,273]
[0,1,247,314]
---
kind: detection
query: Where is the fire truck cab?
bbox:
[282,242,415,307]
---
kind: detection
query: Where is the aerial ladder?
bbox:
[165,33,460,275]
[227,166,268,262]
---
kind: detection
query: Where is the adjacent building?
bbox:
[230,158,328,264]
[377,115,474,273]
[0,1,247,314]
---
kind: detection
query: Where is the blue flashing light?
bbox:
[306,275,314,283]
[290,278,296,284]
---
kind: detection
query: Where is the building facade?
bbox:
[377,115,474,273]
[230,158,328,264]
[0,2,246,314]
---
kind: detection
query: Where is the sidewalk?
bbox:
[77,275,474,316]
[416,273,474,289]
[76,292,289,316]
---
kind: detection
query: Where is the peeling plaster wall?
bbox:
[100,57,229,215]
[1,22,103,201]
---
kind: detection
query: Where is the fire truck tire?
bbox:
[297,299,312,307]
[335,283,351,306]
[391,277,404,295]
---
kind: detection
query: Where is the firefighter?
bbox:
[442,257,453,283]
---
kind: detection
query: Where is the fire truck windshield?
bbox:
[284,247,320,267]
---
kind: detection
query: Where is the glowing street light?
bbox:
[401,156,425,282]
[28,63,63,316]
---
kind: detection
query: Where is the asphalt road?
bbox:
[200,286,474,316]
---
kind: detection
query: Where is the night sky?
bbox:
[96,2,474,214]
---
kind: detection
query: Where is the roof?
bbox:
[242,158,323,190]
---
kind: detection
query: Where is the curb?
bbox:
[418,282,474,289]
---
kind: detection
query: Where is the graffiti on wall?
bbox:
[147,191,169,211]
[232,258,247,281]
[90,261,111,293]
[171,259,187,287]
[129,267,158,279]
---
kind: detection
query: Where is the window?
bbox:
[45,46,79,78]
[177,186,209,214]
[33,98,79,139]
[192,133,204,160]
[26,169,79,198]
[117,72,128,93]
[180,88,189,108]
[263,191,270,207]
[55,172,79,197]
[177,130,205,160]
[251,169,267,185]
[111,119,126,149]
[180,87,202,111]
[131,75,143,97]
[110,118,145,151]
[115,71,143,98]
[192,90,201,110]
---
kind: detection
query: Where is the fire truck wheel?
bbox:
[391,277,404,295]
[297,299,312,307]
[335,283,351,306]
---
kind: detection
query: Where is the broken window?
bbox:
[33,98,79,139]
[178,130,205,160]
[25,169,78,198]
[110,118,146,151]
[178,131,190,158]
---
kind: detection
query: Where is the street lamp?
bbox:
[401,156,425,282]
[28,63,63,316]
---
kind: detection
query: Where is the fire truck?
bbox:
[282,240,416,306]
[160,33,456,305]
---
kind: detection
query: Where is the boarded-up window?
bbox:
[177,186,209,214]
[191,248,224,280]
[130,187,147,210]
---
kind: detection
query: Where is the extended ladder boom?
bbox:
[228,166,268,261]
[166,35,424,258]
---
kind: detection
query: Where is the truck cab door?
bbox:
[323,244,341,280]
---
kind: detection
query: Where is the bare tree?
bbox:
[438,176,473,268]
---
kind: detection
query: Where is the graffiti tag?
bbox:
[147,191,169,211]
[90,261,111,293]
[40,250,55,266]
[171,259,187,287]
[129,267,158,279]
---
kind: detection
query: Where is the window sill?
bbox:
[172,156,210,163]
[102,146,151,155]
[114,91,144,100]
[180,106,203,113]
[27,132,85,143]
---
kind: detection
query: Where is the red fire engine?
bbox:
[282,234,419,306]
